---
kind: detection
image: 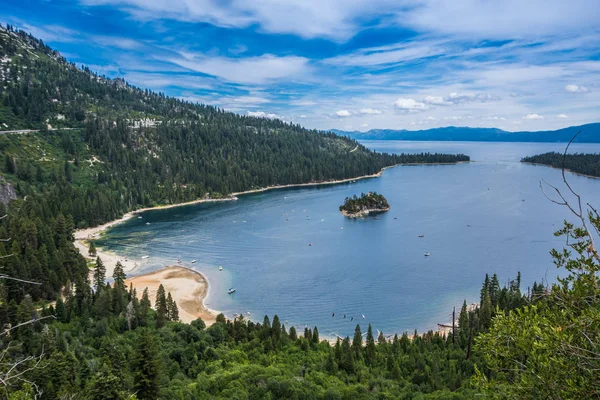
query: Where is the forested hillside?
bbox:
[522,152,600,178]
[0,24,467,232]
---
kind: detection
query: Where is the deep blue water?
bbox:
[97,141,600,338]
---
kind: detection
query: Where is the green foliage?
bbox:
[522,152,600,178]
[339,192,390,215]
[475,214,600,399]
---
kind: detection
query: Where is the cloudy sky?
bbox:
[2,0,599,132]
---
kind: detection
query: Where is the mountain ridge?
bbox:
[332,123,600,143]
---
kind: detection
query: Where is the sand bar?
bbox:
[125,266,218,325]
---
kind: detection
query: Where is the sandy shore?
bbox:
[125,266,218,325]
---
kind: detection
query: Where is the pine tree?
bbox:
[88,241,96,257]
[166,292,174,321]
[365,324,376,366]
[480,290,492,330]
[93,257,105,292]
[155,284,167,328]
[458,300,470,346]
[352,324,362,360]
[170,300,179,322]
[489,273,500,307]
[325,348,337,374]
[139,287,151,326]
[340,337,355,373]
[112,262,126,293]
[112,262,127,315]
[55,296,67,323]
[133,330,161,400]
[312,326,319,344]
[289,326,297,341]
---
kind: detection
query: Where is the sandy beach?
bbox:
[125,266,218,325]
[72,162,460,327]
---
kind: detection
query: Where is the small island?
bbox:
[339,192,390,218]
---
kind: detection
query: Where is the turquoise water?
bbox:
[97,141,600,338]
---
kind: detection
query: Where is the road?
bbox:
[0,127,79,135]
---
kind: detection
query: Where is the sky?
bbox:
[2,0,599,132]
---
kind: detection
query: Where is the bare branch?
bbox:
[1,316,55,336]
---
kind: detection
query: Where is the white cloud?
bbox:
[231,96,271,105]
[557,113,569,119]
[81,0,401,41]
[523,114,544,120]
[167,53,310,85]
[394,98,428,112]
[325,40,447,66]
[291,100,317,106]
[247,111,281,119]
[423,96,448,105]
[359,108,382,114]
[399,0,598,39]
[336,110,352,117]
[421,92,498,106]
[564,84,589,93]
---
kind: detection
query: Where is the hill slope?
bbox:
[333,123,600,142]
[0,25,467,230]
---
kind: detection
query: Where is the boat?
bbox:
[191,260,197,264]
[146,222,150,225]
[340,227,344,230]
[141,255,150,259]
[137,216,142,219]
[419,234,425,238]
[218,266,223,271]
[228,288,236,294]
[308,243,313,247]
[424,252,430,257]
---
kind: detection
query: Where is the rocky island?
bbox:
[339,192,390,218]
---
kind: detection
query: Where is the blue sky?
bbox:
[2,0,599,131]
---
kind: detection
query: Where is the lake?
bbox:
[96,141,600,338]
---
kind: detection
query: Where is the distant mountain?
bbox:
[332,123,600,143]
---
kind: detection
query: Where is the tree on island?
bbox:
[340,192,390,217]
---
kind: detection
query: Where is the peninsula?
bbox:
[340,192,390,218]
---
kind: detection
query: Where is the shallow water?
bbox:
[97,141,600,338]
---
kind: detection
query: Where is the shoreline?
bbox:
[73,160,468,327]
[124,266,218,325]
[521,161,600,180]
[74,161,468,240]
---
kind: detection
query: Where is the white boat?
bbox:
[191,260,197,264]
[146,222,150,225]
[141,255,150,259]
[137,216,142,219]
[419,234,425,238]
[228,288,236,294]
[424,252,431,257]
[218,266,223,271]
